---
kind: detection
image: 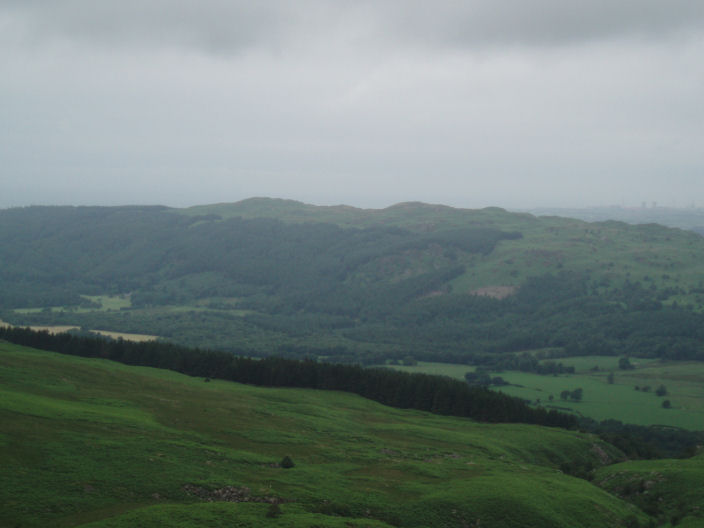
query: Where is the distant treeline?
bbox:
[0,326,575,429]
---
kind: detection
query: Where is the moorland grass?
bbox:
[76,503,397,528]
[594,451,704,526]
[0,342,649,528]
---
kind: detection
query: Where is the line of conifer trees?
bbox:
[0,326,576,428]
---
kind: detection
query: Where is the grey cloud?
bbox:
[1,0,304,52]
[373,1,704,48]
[1,1,703,210]
[3,1,704,54]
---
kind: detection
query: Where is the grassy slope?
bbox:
[1,342,648,528]
[594,452,704,526]
[388,358,704,429]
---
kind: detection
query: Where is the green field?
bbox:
[14,295,133,315]
[1,341,667,528]
[387,357,704,429]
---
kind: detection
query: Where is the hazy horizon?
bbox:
[2,1,703,210]
[3,195,704,215]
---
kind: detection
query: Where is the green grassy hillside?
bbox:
[595,452,704,526]
[1,341,655,528]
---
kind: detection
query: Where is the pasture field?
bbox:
[84,295,132,311]
[0,341,654,528]
[13,295,132,314]
[387,358,704,429]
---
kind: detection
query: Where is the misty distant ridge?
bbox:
[187,198,704,236]
[6,197,704,236]
[521,204,704,236]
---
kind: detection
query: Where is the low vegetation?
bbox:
[1,341,666,528]
[595,452,704,526]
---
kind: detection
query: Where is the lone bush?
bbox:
[266,503,282,518]
[280,455,295,469]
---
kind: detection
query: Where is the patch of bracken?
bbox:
[182,484,288,504]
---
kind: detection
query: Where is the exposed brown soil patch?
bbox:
[420,289,447,299]
[470,286,517,299]
[182,484,288,504]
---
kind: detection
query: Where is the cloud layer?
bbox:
[2,1,703,208]
[7,1,704,50]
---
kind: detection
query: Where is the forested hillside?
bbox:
[3,199,704,363]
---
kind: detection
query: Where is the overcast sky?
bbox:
[2,1,703,210]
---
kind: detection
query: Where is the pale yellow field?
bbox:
[91,330,158,342]
[0,320,157,342]
[0,319,79,334]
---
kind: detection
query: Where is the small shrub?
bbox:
[266,503,282,518]
[619,357,634,370]
[280,455,295,469]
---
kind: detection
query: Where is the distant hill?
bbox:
[525,205,704,236]
[2,198,704,362]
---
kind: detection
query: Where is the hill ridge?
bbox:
[2,199,704,364]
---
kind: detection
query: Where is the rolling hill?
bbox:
[2,198,704,364]
[1,341,673,528]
